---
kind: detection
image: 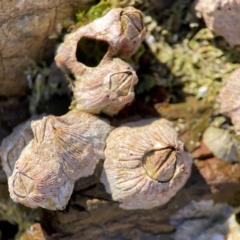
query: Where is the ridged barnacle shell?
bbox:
[0,114,45,177]
[203,126,239,163]
[55,7,146,73]
[70,57,138,116]
[9,110,112,210]
[101,118,192,209]
[195,0,240,46]
[219,69,240,135]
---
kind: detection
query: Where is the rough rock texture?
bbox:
[195,0,240,46]
[0,0,94,97]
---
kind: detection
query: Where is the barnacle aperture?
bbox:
[219,68,240,135]
[8,110,112,210]
[101,118,192,209]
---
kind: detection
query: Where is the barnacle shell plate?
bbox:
[9,110,112,210]
[101,118,192,209]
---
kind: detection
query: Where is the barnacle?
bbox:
[195,0,240,46]
[70,57,138,116]
[219,69,240,135]
[203,126,239,163]
[101,118,192,209]
[0,114,46,177]
[8,110,112,210]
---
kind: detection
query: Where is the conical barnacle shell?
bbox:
[55,7,146,73]
[219,69,240,135]
[0,114,46,177]
[203,126,239,163]
[101,118,192,210]
[70,57,138,116]
[195,0,240,46]
[9,110,112,210]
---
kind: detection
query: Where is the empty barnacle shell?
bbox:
[0,114,46,177]
[195,0,240,46]
[9,110,112,210]
[203,126,239,163]
[100,118,192,210]
[70,57,138,116]
[219,69,240,135]
[55,7,146,74]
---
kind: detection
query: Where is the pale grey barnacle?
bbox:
[195,0,240,46]
[70,57,138,116]
[8,110,112,210]
[219,68,240,135]
[101,118,192,210]
[0,114,45,177]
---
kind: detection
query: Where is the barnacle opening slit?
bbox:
[109,71,133,96]
[76,37,109,67]
[121,11,143,39]
[142,147,177,182]
[13,173,34,198]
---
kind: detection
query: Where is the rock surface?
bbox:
[0,0,94,97]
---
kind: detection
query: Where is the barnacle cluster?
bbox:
[0,6,193,211]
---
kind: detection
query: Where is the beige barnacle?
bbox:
[0,114,45,177]
[9,110,112,210]
[219,69,240,135]
[195,0,240,46]
[70,57,138,116]
[101,118,192,210]
[55,7,146,73]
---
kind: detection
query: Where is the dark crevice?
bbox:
[76,37,109,67]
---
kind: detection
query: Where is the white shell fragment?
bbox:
[101,118,192,209]
[195,0,240,46]
[219,69,240,135]
[8,110,112,210]
[203,126,239,163]
[0,114,45,177]
[70,57,138,116]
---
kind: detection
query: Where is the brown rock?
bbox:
[0,0,94,97]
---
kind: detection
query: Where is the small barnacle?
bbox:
[203,126,239,163]
[195,0,240,46]
[219,69,240,135]
[55,7,146,73]
[101,118,192,209]
[70,57,138,116]
[9,110,112,210]
[0,114,46,177]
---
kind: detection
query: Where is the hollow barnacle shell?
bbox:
[219,69,240,135]
[9,110,112,210]
[70,57,138,116]
[195,0,240,46]
[55,7,146,74]
[101,118,192,209]
[0,114,46,177]
[203,126,239,163]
